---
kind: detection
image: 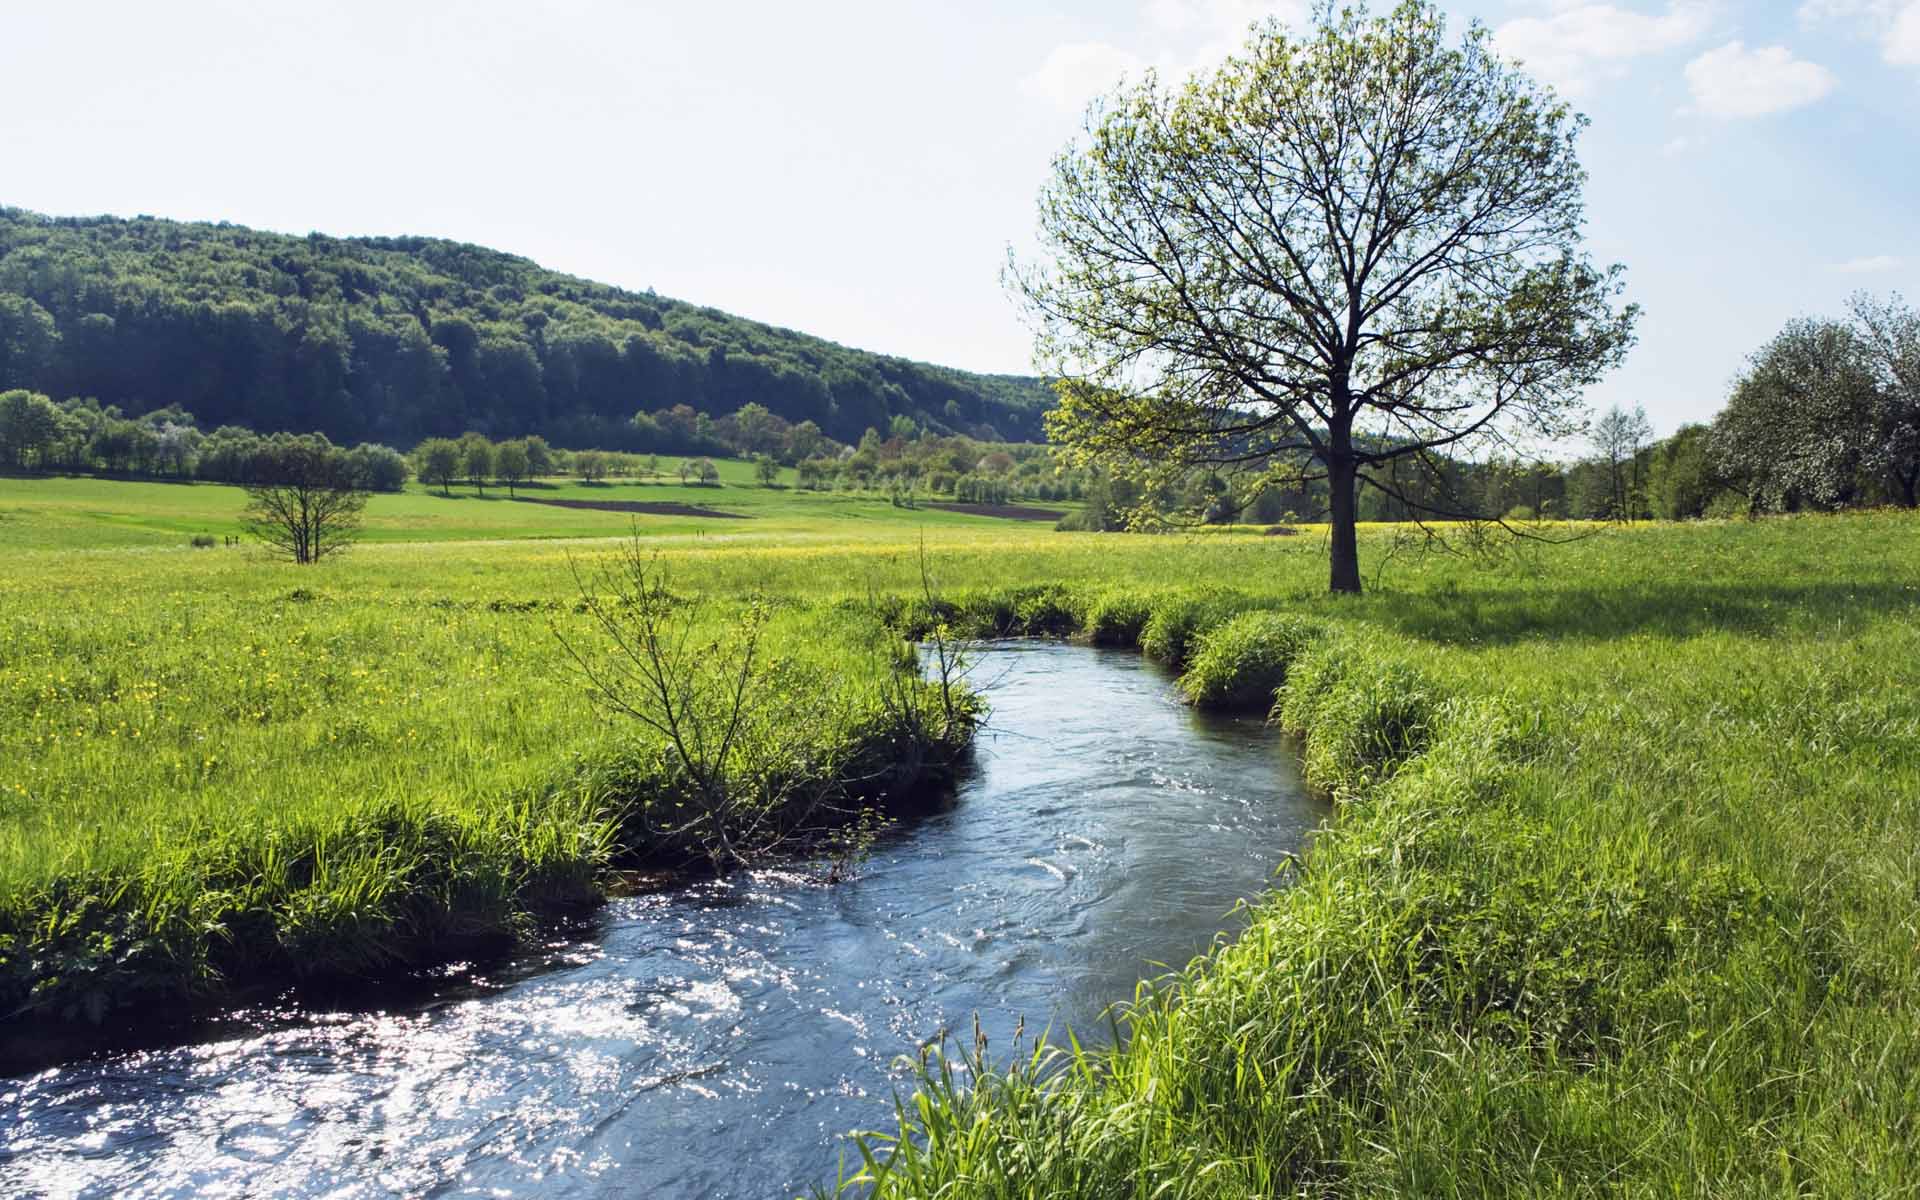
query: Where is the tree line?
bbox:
[1063,292,1918,532]
[0,383,1094,509]
[1493,292,1918,521]
[0,209,1053,451]
[0,389,409,491]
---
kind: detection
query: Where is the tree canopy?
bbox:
[1712,298,1920,512]
[1023,0,1637,591]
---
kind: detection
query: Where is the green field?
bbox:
[0,462,1074,552]
[3,477,1917,1194]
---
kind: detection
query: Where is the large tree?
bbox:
[1710,319,1883,513]
[1848,292,1920,507]
[1019,0,1637,591]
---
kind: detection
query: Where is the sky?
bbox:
[3,0,1916,436]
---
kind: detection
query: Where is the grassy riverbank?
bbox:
[5,477,1917,1191]
[0,521,989,1029]
[839,514,1920,1196]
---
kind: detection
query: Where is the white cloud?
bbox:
[1492,3,1715,97]
[1889,2,1920,63]
[1796,0,1893,23]
[1835,254,1904,272]
[1021,1,1309,113]
[1661,134,1698,155]
[1021,42,1147,111]
[1797,0,1920,65]
[1683,41,1836,116]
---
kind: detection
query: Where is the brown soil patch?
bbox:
[515,497,748,519]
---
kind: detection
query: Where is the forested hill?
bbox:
[0,208,1053,448]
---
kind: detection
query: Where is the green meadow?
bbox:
[0,462,1068,553]
[3,476,1917,1194]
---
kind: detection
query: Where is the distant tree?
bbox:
[1644,424,1719,519]
[241,436,368,564]
[733,402,781,455]
[0,389,61,470]
[1021,2,1636,591]
[150,422,202,477]
[347,443,409,492]
[86,419,135,473]
[784,420,828,463]
[629,410,664,449]
[414,438,461,495]
[574,449,609,482]
[1592,404,1653,520]
[645,453,661,479]
[697,457,721,485]
[1848,292,1920,507]
[0,296,60,387]
[753,454,780,487]
[1711,319,1881,512]
[496,439,532,496]
[459,432,495,495]
[676,457,696,485]
[522,434,555,478]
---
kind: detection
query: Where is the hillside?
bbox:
[0,208,1053,448]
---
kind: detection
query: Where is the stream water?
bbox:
[0,643,1322,1200]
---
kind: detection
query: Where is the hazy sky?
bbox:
[4,1,1916,434]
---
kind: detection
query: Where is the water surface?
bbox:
[0,643,1321,1199]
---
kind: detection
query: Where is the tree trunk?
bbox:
[1328,453,1362,594]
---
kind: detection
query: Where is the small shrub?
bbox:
[1139,592,1247,665]
[1277,645,1438,789]
[953,589,1019,637]
[1179,611,1320,709]
[1011,585,1077,636]
[1081,591,1153,646]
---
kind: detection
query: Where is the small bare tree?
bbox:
[557,540,883,868]
[556,536,980,871]
[241,437,368,564]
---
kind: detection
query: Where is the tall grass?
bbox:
[832,516,1920,1197]
[4,488,1919,1191]
[0,535,977,1025]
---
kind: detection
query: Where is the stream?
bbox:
[0,642,1323,1199]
